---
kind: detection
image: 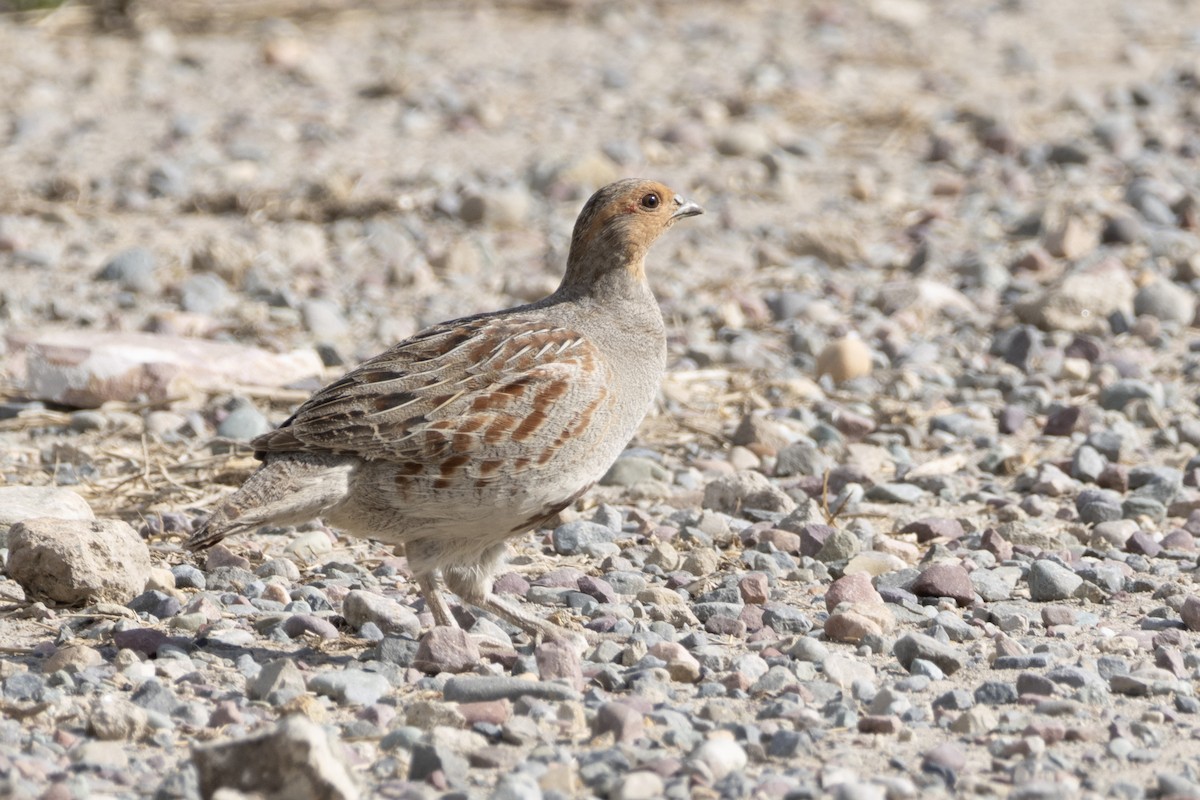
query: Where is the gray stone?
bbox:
[1027,560,1083,601]
[98,247,159,292]
[128,590,182,619]
[249,659,308,702]
[774,442,832,477]
[974,681,1019,705]
[375,636,420,668]
[132,679,181,715]
[893,632,965,675]
[1129,466,1182,504]
[1100,379,1162,411]
[179,273,233,314]
[1085,430,1127,461]
[1134,280,1195,324]
[702,470,796,515]
[309,669,390,706]
[1122,496,1166,522]
[4,671,45,701]
[302,299,350,341]
[762,603,812,634]
[171,564,206,590]
[442,675,579,703]
[864,483,927,504]
[342,590,420,637]
[600,456,670,486]
[217,401,272,441]
[1071,445,1106,483]
[815,529,861,562]
[970,568,1018,602]
[192,714,360,799]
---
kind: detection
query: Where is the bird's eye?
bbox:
[640,193,660,210]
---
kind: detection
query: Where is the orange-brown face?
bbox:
[568,179,703,275]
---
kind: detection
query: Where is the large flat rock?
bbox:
[9,330,323,408]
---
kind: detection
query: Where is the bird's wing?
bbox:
[252,315,613,479]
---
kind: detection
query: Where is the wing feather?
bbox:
[252,316,610,474]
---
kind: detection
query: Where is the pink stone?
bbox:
[825,573,882,612]
[414,627,480,674]
[912,563,975,607]
[738,573,770,605]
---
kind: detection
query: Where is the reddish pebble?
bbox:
[1161,529,1195,550]
[1180,596,1200,632]
[594,701,643,743]
[1125,530,1162,557]
[911,563,975,607]
[414,627,480,674]
[536,639,583,690]
[458,699,511,726]
[825,572,882,612]
[577,575,618,604]
[705,616,747,637]
[492,572,530,597]
[281,614,339,641]
[981,528,1013,561]
[738,573,770,605]
[858,715,902,734]
[204,544,252,571]
[798,524,835,557]
[739,604,765,632]
[758,529,801,554]
[901,517,964,543]
[207,700,243,727]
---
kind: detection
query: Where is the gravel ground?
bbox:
[5,1,1200,798]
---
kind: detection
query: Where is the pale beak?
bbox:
[671,198,704,220]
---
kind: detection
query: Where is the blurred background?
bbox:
[1,0,1198,355]
[3,0,1200,454]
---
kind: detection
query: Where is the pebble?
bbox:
[179,273,233,314]
[443,675,578,703]
[1027,559,1083,601]
[1133,279,1195,324]
[893,633,966,675]
[702,470,797,515]
[249,659,308,703]
[816,337,873,383]
[308,669,391,706]
[342,590,420,637]
[18,329,324,406]
[216,400,272,441]
[690,735,748,781]
[552,520,620,555]
[192,715,359,800]
[414,627,480,674]
[97,247,159,292]
[911,563,974,606]
[594,701,645,743]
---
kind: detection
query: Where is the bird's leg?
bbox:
[417,573,459,628]
[478,592,598,649]
[440,562,585,645]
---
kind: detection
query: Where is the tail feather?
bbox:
[185,455,354,551]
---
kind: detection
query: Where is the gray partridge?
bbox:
[186,178,703,641]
